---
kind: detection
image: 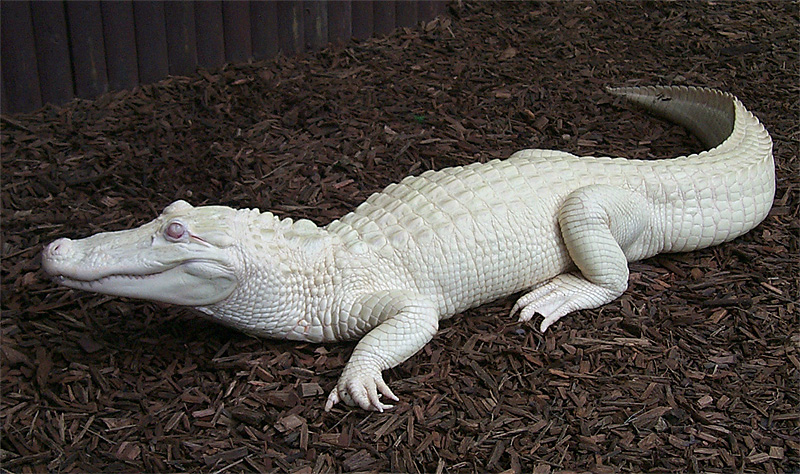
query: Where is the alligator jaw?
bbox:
[49,265,180,300]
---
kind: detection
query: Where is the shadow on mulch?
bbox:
[2,2,798,473]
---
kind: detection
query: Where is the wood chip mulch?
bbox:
[2,2,798,473]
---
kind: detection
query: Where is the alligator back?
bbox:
[325,86,775,317]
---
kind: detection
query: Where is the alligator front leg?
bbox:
[514,184,651,332]
[325,291,439,412]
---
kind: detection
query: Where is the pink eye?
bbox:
[165,221,186,241]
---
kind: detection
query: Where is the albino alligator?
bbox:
[42,86,774,412]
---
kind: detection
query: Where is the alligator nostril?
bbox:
[45,238,72,257]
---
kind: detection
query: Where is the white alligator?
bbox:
[42,86,775,412]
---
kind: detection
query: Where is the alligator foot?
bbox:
[512,272,621,332]
[325,368,399,412]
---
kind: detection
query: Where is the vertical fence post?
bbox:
[2,1,43,113]
[223,2,253,64]
[101,1,139,91]
[304,1,328,51]
[395,1,418,28]
[373,2,397,36]
[133,2,169,85]
[251,1,279,61]
[195,2,225,70]
[277,1,304,56]
[327,1,352,45]
[30,2,74,106]
[351,1,373,40]
[164,2,198,76]
[66,1,109,99]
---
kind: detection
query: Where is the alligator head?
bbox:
[42,200,240,306]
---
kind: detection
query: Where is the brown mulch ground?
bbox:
[2,2,798,473]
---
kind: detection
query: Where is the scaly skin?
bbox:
[42,86,775,412]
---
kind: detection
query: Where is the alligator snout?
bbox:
[41,238,73,275]
[44,237,72,255]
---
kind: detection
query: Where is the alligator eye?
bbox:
[165,221,187,242]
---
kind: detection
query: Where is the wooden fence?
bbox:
[0,1,447,115]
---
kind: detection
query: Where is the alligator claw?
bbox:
[324,373,399,412]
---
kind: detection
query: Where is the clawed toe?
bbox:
[511,284,571,331]
[514,296,570,332]
[324,373,399,412]
[512,273,626,333]
[511,274,592,332]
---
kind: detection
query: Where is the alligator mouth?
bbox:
[51,271,164,290]
[45,260,237,306]
[47,265,181,297]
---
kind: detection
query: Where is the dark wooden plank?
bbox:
[395,1,418,28]
[100,1,138,91]
[1,1,42,114]
[303,1,328,51]
[65,1,108,99]
[350,1,373,41]
[223,1,252,63]
[195,1,225,69]
[327,1,351,45]
[30,1,73,107]
[433,0,448,16]
[0,75,6,114]
[276,1,304,55]
[373,1,396,36]
[133,1,169,84]
[417,1,443,23]
[164,2,198,76]
[251,1,279,60]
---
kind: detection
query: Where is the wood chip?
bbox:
[274,414,305,433]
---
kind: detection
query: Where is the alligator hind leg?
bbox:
[513,184,651,332]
